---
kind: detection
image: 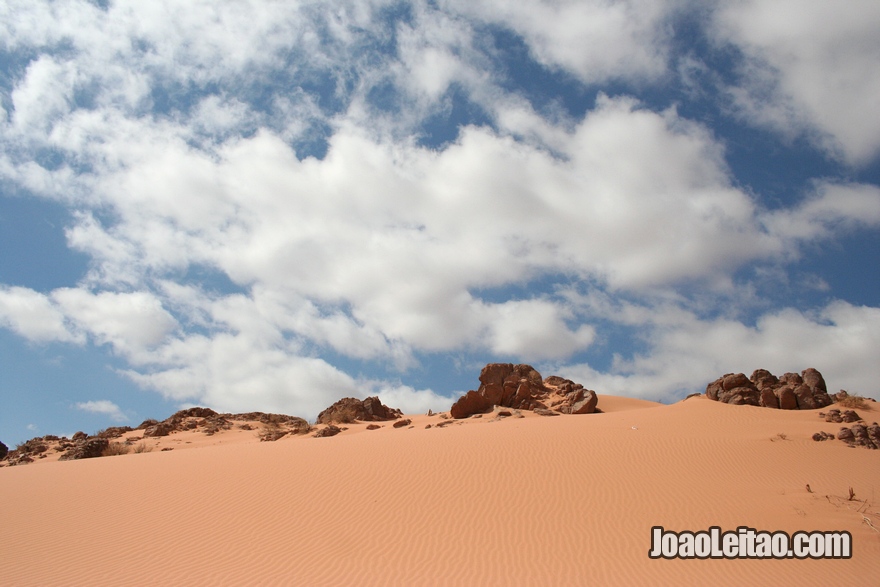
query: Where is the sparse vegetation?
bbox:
[838,394,872,410]
[102,442,130,457]
[133,441,153,454]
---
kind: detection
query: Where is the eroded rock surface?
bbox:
[450,364,599,419]
[706,368,833,409]
[316,396,402,425]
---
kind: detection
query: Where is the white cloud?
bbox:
[51,289,178,358]
[562,300,880,402]
[122,333,363,420]
[75,400,127,423]
[712,0,880,165]
[0,286,81,344]
[442,0,679,83]
[0,0,877,421]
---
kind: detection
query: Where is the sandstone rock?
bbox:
[59,438,109,461]
[534,408,560,417]
[316,396,402,424]
[96,426,134,439]
[143,422,175,437]
[392,418,412,428]
[751,369,779,390]
[450,364,598,418]
[314,425,342,438]
[823,409,862,424]
[837,427,855,443]
[776,386,798,410]
[449,390,492,419]
[760,388,779,409]
[259,429,288,442]
[172,407,219,419]
[366,424,381,430]
[706,368,833,410]
[72,431,88,441]
[812,431,834,441]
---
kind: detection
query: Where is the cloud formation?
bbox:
[0,1,878,424]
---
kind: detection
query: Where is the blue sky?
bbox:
[1,0,879,445]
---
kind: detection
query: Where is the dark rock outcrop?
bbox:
[316,396,402,425]
[820,409,862,423]
[59,438,109,461]
[143,422,175,437]
[314,425,342,438]
[450,364,599,419]
[706,368,833,409]
[392,418,412,428]
[0,441,7,461]
[837,423,880,449]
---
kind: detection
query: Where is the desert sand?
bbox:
[1,395,878,586]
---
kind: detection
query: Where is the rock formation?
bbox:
[0,441,7,460]
[837,423,880,449]
[450,363,599,419]
[316,396,402,424]
[59,438,109,461]
[705,368,833,409]
[1,407,313,466]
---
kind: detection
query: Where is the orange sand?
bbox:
[2,396,878,585]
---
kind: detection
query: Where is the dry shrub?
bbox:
[133,441,153,454]
[838,395,872,410]
[102,442,130,457]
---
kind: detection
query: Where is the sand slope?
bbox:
[1,396,878,586]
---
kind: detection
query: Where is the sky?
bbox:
[1,0,879,445]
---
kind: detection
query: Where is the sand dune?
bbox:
[2,396,878,585]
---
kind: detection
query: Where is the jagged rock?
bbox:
[173,407,218,419]
[59,438,109,461]
[259,429,288,442]
[0,441,7,460]
[96,426,134,439]
[314,425,342,438]
[143,422,175,437]
[392,418,412,428]
[705,368,833,409]
[821,409,862,423]
[316,396,402,424]
[834,422,880,449]
[450,364,599,419]
[534,408,560,417]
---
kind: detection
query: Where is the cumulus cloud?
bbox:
[561,300,880,403]
[0,0,877,421]
[443,0,679,83]
[712,0,880,165]
[0,286,81,343]
[75,400,127,423]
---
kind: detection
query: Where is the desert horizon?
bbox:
[3,364,879,585]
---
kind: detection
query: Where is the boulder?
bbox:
[143,422,175,437]
[59,438,109,461]
[392,419,412,428]
[705,368,833,410]
[316,396,402,424]
[0,441,7,460]
[449,364,599,419]
[314,425,342,438]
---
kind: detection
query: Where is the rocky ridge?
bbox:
[706,368,834,409]
[449,363,599,419]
